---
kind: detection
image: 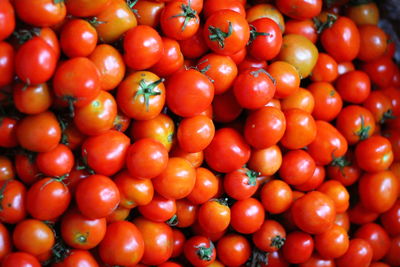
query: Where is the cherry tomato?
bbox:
[178,25,209,59]
[253,220,286,253]
[66,0,111,17]
[52,249,99,267]
[175,199,198,228]
[223,167,259,200]
[0,0,15,41]
[212,89,243,123]
[231,198,265,234]
[285,19,317,43]
[0,42,14,87]
[267,61,300,99]
[308,82,342,122]
[261,179,293,214]
[203,0,245,19]
[177,115,215,153]
[335,238,373,267]
[13,82,53,115]
[187,167,219,204]
[184,236,216,266]
[362,56,396,88]
[134,0,165,28]
[314,224,349,259]
[279,150,316,186]
[248,18,282,61]
[282,231,314,264]
[311,53,338,82]
[346,1,379,25]
[380,199,400,236]
[363,91,395,124]
[198,199,231,234]
[384,235,400,266]
[276,0,322,20]
[281,87,315,113]
[14,0,66,27]
[1,252,40,267]
[138,194,176,222]
[317,180,349,213]
[216,234,251,267]
[150,37,184,77]
[248,145,282,176]
[354,223,391,261]
[355,135,393,173]
[0,179,26,224]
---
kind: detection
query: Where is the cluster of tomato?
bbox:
[0,0,400,266]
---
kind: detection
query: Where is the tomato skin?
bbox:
[61,208,106,250]
[308,82,342,122]
[357,24,387,62]
[1,252,41,267]
[179,25,209,59]
[170,145,204,168]
[150,37,183,77]
[66,0,111,17]
[212,89,243,123]
[282,231,314,264]
[171,228,185,258]
[13,82,53,115]
[276,0,322,20]
[285,19,317,44]
[384,235,400,266]
[363,91,394,124]
[291,191,336,235]
[0,179,26,224]
[311,53,338,83]
[354,223,390,261]
[0,223,11,262]
[280,150,316,186]
[204,128,251,173]
[248,18,282,61]
[203,10,250,56]
[0,0,14,41]
[253,220,286,253]
[346,2,379,25]
[0,156,13,181]
[184,236,216,266]
[380,199,400,236]
[0,117,18,148]
[335,238,373,267]
[321,16,360,62]
[175,199,197,228]
[231,198,265,234]
[166,69,214,117]
[314,224,349,259]
[99,221,144,266]
[248,145,282,177]
[187,167,218,204]
[223,167,259,200]
[336,70,371,104]
[138,194,176,222]
[15,37,57,85]
[216,234,251,267]
[381,86,400,117]
[362,57,396,89]
[299,253,335,267]
[355,136,393,173]
[261,179,292,214]
[203,0,245,19]
[60,19,97,58]
[75,175,120,219]
[198,200,231,234]
[52,249,99,267]
[0,42,14,87]
[281,87,315,114]
[82,130,130,176]
[133,217,173,265]
[317,180,349,213]
[126,138,168,180]
[14,0,66,27]
[36,144,74,177]
[177,115,215,153]
[153,157,196,200]
[358,171,398,214]
[268,61,300,99]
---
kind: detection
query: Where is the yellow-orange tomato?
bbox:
[246,4,285,32]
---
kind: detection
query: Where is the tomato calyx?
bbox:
[246,247,268,267]
[194,240,215,261]
[331,154,351,175]
[87,17,107,27]
[380,109,396,124]
[355,115,371,141]
[127,0,140,17]
[53,0,65,4]
[248,24,270,44]
[135,78,165,111]
[12,28,41,44]
[250,68,277,85]
[313,13,337,34]
[270,235,285,249]
[40,175,68,191]
[171,0,199,32]
[245,169,260,186]
[208,22,233,48]
[166,214,179,226]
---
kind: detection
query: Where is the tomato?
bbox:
[279,150,316,186]
[384,235,400,266]
[15,37,57,85]
[362,56,396,88]
[223,167,259,200]
[244,106,286,149]
[237,55,267,72]
[0,223,10,262]
[363,91,395,124]
[277,34,318,79]
[35,144,74,177]
[166,69,214,117]
[268,62,299,99]
[380,199,400,236]
[150,37,184,77]
[248,18,282,61]
[73,91,117,136]
[175,199,197,228]
[228,47,247,65]
[152,157,196,200]
[335,238,373,267]
[308,82,342,121]
[13,82,53,115]
[261,179,293,214]
[1,252,40,267]
[0,117,18,148]
[307,120,348,165]
[317,180,349,213]
[138,194,176,222]
[130,113,175,151]
[94,0,137,43]
[314,224,349,259]
[14,0,66,27]
[60,19,97,58]
[133,217,173,265]
[203,10,250,56]
[13,219,54,256]
[106,205,130,223]
[357,25,387,62]
[177,115,214,153]
[349,202,379,225]
[320,16,360,62]
[184,236,216,266]
[248,145,282,176]
[295,165,325,192]
[160,1,199,41]
[203,0,245,19]
[0,0,14,41]
[336,70,371,104]
[75,174,120,219]
[170,145,204,168]
[171,228,185,258]
[198,199,230,234]
[0,42,14,87]
[381,86,400,117]
[99,221,144,266]
[204,128,250,173]
[179,25,209,59]
[358,171,398,213]
[66,0,110,17]
[187,167,218,204]
[197,53,238,95]
[355,136,393,173]
[282,231,314,264]
[27,177,70,220]
[216,234,251,267]
[285,19,317,43]
[133,0,165,28]
[0,179,26,224]
[311,53,338,83]
[61,208,106,250]
[253,220,286,252]
[281,87,315,113]
[126,138,168,180]
[0,156,13,181]
[212,89,243,123]
[276,0,322,20]
[230,198,265,234]
[53,57,101,110]
[246,4,285,32]
[336,105,375,145]
[52,249,99,267]
[346,2,379,25]
[281,108,316,149]
[291,191,336,234]
[354,223,390,261]
[14,153,40,186]
[299,253,335,267]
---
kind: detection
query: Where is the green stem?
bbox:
[135,78,165,111]
[195,240,215,261]
[170,0,198,32]
[208,22,233,48]
[355,115,371,141]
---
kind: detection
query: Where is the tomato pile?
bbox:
[0,0,400,266]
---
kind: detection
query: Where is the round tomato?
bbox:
[282,231,314,264]
[311,53,338,82]
[0,42,14,87]
[187,167,219,204]
[354,223,391,261]
[281,108,316,149]
[13,82,52,115]
[355,135,393,173]
[357,24,387,62]
[253,220,286,252]
[248,145,282,176]
[335,238,373,267]
[198,199,230,234]
[0,0,14,41]
[248,18,282,61]
[314,224,349,259]
[14,0,66,27]
[216,234,251,267]
[276,0,322,20]
[223,167,259,200]
[177,115,215,153]
[184,236,216,266]
[380,199,400,236]
[150,37,184,77]
[261,179,293,214]
[0,179,26,224]
[279,150,316,186]
[231,198,265,234]
[1,252,40,267]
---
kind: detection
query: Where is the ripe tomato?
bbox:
[231,198,265,234]
[36,144,74,178]
[14,153,40,186]
[0,42,14,87]
[52,249,99,267]
[248,18,282,61]
[187,167,218,204]
[380,199,400,236]
[317,180,349,213]
[253,220,286,252]
[178,25,209,59]
[355,135,393,173]
[0,156,13,181]
[281,87,315,113]
[0,179,26,224]
[177,115,215,153]
[267,61,300,99]
[170,146,204,168]
[203,10,250,56]
[133,217,173,265]
[14,0,66,27]
[138,194,176,222]
[381,86,400,117]
[216,234,251,267]
[198,199,230,234]
[357,25,387,62]
[13,219,54,256]
[237,55,267,72]
[363,91,395,123]
[291,191,336,234]
[204,128,250,173]
[336,70,371,104]
[0,223,10,262]
[27,178,71,220]
[335,238,373,267]
[171,228,185,258]
[65,0,111,17]
[384,235,400,266]
[354,223,391,261]
[248,145,282,176]
[15,37,57,85]
[75,174,120,219]
[285,19,317,43]
[358,170,398,213]
[13,82,53,115]
[261,179,293,214]
[279,150,316,186]
[281,108,316,149]
[282,231,314,264]
[276,0,322,20]
[0,117,18,148]
[184,236,216,266]
[60,19,97,58]
[314,224,349,259]
[346,1,379,25]
[223,167,259,200]
[308,82,342,122]
[175,199,198,228]
[133,0,165,28]
[61,208,106,250]
[299,253,335,267]
[212,89,243,123]
[1,252,40,267]
[349,202,379,225]
[203,0,245,19]
[311,53,338,82]
[362,57,396,88]
[150,37,184,77]
[0,0,14,41]
[98,221,144,266]
[321,16,360,62]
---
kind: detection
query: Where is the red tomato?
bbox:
[187,167,219,204]
[248,18,282,61]
[317,180,349,213]
[212,89,243,123]
[36,144,74,177]
[138,194,176,222]
[178,25,209,59]
[13,83,53,115]
[354,223,391,261]
[171,228,186,258]
[216,234,251,267]
[175,199,198,228]
[362,57,396,88]
[268,61,300,99]
[1,252,40,267]
[299,253,335,267]
[184,236,216,266]
[203,0,245,19]
[308,82,343,122]
[150,37,184,77]
[14,0,66,27]
[380,199,400,236]
[0,42,14,87]
[177,115,215,153]
[0,0,15,41]
[384,235,400,266]
[363,91,395,124]
[355,135,393,173]
[279,150,316,186]
[0,179,26,224]
[311,53,338,82]
[357,25,387,62]
[248,145,282,177]
[285,19,318,44]
[0,223,11,262]
[281,87,315,114]
[52,249,99,267]
[0,117,18,148]
[261,179,293,214]
[0,156,13,181]
[198,199,230,234]
[231,198,265,234]
[314,224,349,259]
[65,0,111,17]
[276,0,322,20]
[335,238,373,267]
[336,70,371,104]
[349,202,379,225]
[253,220,286,253]
[223,167,259,200]
[282,231,314,264]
